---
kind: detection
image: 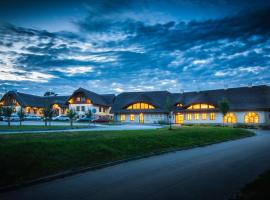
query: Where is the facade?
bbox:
[0,85,270,125]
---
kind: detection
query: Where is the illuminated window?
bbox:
[187,114,192,121]
[210,113,215,120]
[244,112,259,124]
[187,104,215,110]
[176,103,183,107]
[202,113,207,120]
[130,114,135,121]
[224,113,237,124]
[126,102,155,110]
[76,97,81,102]
[120,114,126,121]
[194,113,199,120]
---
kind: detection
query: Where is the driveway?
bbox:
[0,124,162,134]
[1,130,270,200]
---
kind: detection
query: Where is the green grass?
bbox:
[235,170,270,200]
[0,127,253,187]
[0,125,89,131]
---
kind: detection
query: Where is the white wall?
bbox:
[69,104,112,118]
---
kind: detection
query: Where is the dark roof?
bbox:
[0,91,69,108]
[68,88,114,106]
[171,85,270,111]
[111,91,170,113]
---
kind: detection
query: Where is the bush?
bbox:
[158,120,168,125]
[233,124,258,129]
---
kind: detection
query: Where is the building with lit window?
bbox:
[1,85,270,125]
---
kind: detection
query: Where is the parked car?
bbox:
[25,115,41,121]
[92,118,110,123]
[76,117,92,122]
[52,115,69,121]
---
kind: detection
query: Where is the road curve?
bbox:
[1,130,270,200]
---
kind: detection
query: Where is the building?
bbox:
[0,85,270,125]
[0,90,69,117]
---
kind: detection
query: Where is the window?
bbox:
[210,113,215,120]
[76,106,80,111]
[120,114,126,121]
[194,113,199,120]
[81,97,86,102]
[187,114,192,121]
[103,107,106,112]
[201,113,207,120]
[176,103,183,107]
[187,104,215,110]
[224,112,237,124]
[126,102,155,110]
[76,97,81,102]
[99,107,102,112]
[130,114,135,121]
[244,112,259,124]
[81,106,85,112]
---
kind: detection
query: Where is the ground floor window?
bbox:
[244,112,259,124]
[224,112,237,124]
[201,113,207,120]
[120,114,125,121]
[76,106,80,112]
[210,113,215,120]
[175,113,184,124]
[186,114,192,121]
[130,114,135,121]
[139,113,144,123]
[194,113,199,120]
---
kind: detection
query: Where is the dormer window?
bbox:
[176,103,183,107]
[187,104,215,110]
[126,102,155,110]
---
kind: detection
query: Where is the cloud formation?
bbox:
[0,5,270,95]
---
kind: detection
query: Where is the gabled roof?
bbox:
[0,91,69,108]
[68,88,114,106]
[111,91,170,113]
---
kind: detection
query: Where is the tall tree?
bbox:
[218,99,230,125]
[67,109,77,127]
[85,109,92,126]
[42,106,54,127]
[165,96,174,130]
[3,95,15,127]
[17,107,25,126]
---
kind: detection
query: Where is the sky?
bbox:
[1,0,270,95]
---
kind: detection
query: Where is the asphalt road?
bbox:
[1,130,270,200]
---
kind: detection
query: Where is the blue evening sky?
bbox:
[0,0,270,95]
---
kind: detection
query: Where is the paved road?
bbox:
[1,130,270,200]
[0,124,162,134]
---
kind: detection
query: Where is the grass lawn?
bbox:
[235,170,270,200]
[0,127,253,187]
[0,125,89,131]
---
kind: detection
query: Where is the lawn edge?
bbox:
[0,129,255,193]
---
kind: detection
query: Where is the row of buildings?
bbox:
[0,85,270,125]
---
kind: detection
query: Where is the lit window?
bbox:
[210,113,215,120]
[76,97,81,102]
[187,114,192,121]
[187,104,215,110]
[224,113,237,124]
[202,113,207,120]
[120,115,126,121]
[244,112,259,124]
[194,113,199,120]
[130,114,135,121]
[126,102,155,110]
[176,103,183,107]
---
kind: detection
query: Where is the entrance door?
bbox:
[175,113,184,124]
[139,113,144,124]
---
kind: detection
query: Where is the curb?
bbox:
[0,132,254,193]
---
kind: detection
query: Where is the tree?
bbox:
[42,106,54,127]
[165,96,174,130]
[3,107,13,127]
[67,109,77,127]
[85,109,92,126]
[219,99,230,126]
[17,107,25,126]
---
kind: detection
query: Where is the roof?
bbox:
[0,91,69,108]
[111,91,170,113]
[68,88,115,106]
